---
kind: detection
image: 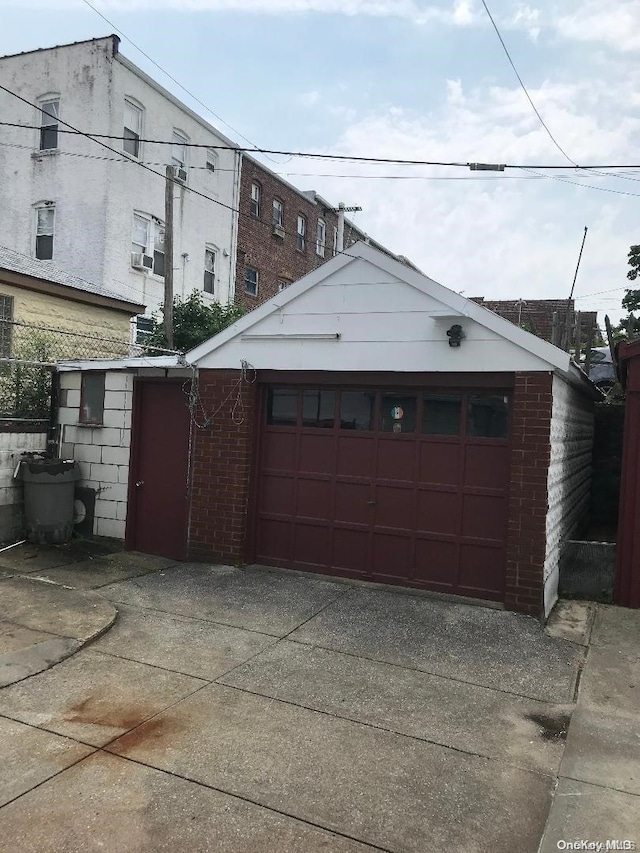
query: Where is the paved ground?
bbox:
[0,550,634,852]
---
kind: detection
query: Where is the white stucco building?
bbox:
[0,35,240,329]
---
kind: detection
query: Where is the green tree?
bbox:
[613,245,640,342]
[147,291,246,352]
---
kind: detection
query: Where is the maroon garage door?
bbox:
[254,386,511,601]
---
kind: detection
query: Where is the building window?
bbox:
[316,218,326,257]
[171,130,188,168]
[333,226,338,256]
[35,204,55,260]
[39,98,59,150]
[206,149,217,173]
[135,316,154,344]
[79,373,105,425]
[131,212,165,277]
[204,247,216,294]
[0,295,14,358]
[123,99,143,158]
[244,266,259,297]
[250,183,261,217]
[273,198,284,227]
[296,215,306,251]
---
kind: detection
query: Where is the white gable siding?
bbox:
[195,257,553,373]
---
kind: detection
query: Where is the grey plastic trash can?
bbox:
[20,459,81,545]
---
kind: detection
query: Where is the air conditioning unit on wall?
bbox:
[173,166,188,184]
[131,252,153,271]
[272,224,285,239]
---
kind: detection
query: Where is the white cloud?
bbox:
[555,0,640,52]
[278,75,640,321]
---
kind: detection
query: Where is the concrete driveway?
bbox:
[0,558,585,853]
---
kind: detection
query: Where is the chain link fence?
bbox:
[0,318,179,420]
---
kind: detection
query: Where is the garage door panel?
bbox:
[256,384,510,603]
[462,494,507,542]
[418,442,460,486]
[371,531,413,579]
[416,490,458,535]
[299,433,335,474]
[376,440,416,482]
[260,474,295,516]
[293,523,332,569]
[296,478,333,520]
[464,444,509,489]
[373,485,414,531]
[413,538,458,586]
[458,543,505,596]
[335,482,371,524]
[336,436,375,477]
[256,518,291,562]
[332,528,368,574]
[262,432,296,472]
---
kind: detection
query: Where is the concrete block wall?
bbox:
[543,374,595,616]
[0,430,48,541]
[58,370,133,539]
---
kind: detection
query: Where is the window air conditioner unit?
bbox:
[272,224,285,239]
[173,166,188,184]
[131,252,153,271]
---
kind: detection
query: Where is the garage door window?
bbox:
[267,388,298,426]
[340,390,374,431]
[422,394,462,436]
[302,390,335,428]
[467,394,509,438]
[380,393,417,433]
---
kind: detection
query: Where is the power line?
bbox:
[479,0,576,167]
[79,0,281,162]
[5,119,640,173]
[522,168,640,199]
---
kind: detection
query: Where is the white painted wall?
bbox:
[194,257,555,373]
[58,369,133,539]
[0,37,239,316]
[0,431,48,541]
[543,374,594,616]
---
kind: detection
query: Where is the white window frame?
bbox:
[296,215,306,251]
[123,98,143,159]
[333,226,338,256]
[171,129,188,168]
[273,198,284,227]
[316,218,326,257]
[131,211,165,277]
[204,246,217,295]
[38,95,60,151]
[250,182,261,217]
[244,266,259,297]
[34,202,55,260]
[206,149,218,174]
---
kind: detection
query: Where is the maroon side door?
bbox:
[126,380,191,560]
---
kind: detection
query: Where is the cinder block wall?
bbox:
[58,370,133,538]
[0,429,48,542]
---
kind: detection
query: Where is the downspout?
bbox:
[228,149,242,305]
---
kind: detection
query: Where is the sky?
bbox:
[1,0,640,325]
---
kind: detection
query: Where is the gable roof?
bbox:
[188,241,579,377]
[0,246,144,314]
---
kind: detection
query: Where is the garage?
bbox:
[173,241,598,618]
[255,382,510,600]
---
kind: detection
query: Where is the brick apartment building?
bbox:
[235,156,394,310]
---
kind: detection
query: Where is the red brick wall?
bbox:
[234,158,365,311]
[504,372,553,616]
[187,369,258,563]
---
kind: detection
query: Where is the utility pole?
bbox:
[335,202,363,253]
[561,226,588,352]
[164,165,175,350]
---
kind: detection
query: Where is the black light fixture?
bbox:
[447,324,465,347]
